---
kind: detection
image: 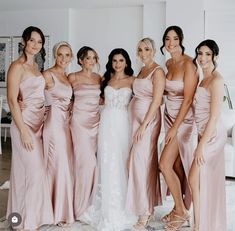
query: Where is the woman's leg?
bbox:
[159,137,187,215]
[189,160,200,229]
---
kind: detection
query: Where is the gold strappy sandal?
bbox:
[161,208,176,223]
[133,215,152,230]
[164,212,190,231]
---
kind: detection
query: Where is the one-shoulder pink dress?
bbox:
[71,84,100,219]
[7,75,53,230]
[193,87,226,231]
[126,67,162,215]
[43,72,74,224]
[164,79,195,208]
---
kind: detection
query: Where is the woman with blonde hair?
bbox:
[126,37,165,229]
[43,41,74,226]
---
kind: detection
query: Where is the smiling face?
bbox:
[197,45,215,70]
[137,41,154,64]
[80,50,97,70]
[25,31,43,55]
[112,54,126,73]
[55,45,72,69]
[164,30,181,54]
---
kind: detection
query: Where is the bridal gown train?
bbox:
[79,85,136,231]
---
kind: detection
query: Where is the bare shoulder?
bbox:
[7,60,24,79]
[184,55,195,67]
[211,71,224,87]
[155,65,165,74]
[68,72,76,82]
[92,72,102,81]
[42,68,54,77]
[128,75,135,83]
[166,58,172,68]
[152,66,165,79]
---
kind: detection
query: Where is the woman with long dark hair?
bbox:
[159,25,198,230]
[80,48,135,230]
[7,26,53,230]
[68,46,102,219]
[189,39,226,231]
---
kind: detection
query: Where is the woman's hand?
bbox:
[194,144,205,166]
[165,127,177,144]
[20,127,33,152]
[134,124,146,143]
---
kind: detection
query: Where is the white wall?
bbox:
[204,0,235,106]
[143,3,166,67]
[0,0,234,106]
[69,6,143,74]
[0,9,69,57]
[68,3,166,74]
[166,0,205,57]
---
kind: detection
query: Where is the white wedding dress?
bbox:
[79,86,136,231]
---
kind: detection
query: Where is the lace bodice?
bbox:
[104,86,132,110]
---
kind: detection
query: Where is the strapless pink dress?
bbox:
[164,79,195,209]
[194,87,226,231]
[126,67,162,215]
[70,84,100,219]
[43,72,74,224]
[7,75,53,230]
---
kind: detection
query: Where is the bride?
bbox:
[79,48,135,230]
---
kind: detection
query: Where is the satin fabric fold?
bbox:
[71,84,100,219]
[43,72,74,224]
[7,76,53,230]
[164,79,195,209]
[194,87,226,231]
[126,67,162,216]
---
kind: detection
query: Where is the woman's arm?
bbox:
[194,76,224,165]
[165,60,198,144]
[43,69,54,89]
[7,62,33,151]
[135,68,165,142]
[68,72,76,85]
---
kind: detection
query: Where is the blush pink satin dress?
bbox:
[43,72,74,225]
[126,67,162,216]
[71,84,100,219]
[164,79,195,209]
[194,87,227,231]
[7,75,54,230]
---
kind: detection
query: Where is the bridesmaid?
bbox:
[6,26,53,230]
[158,26,198,230]
[126,37,165,229]
[43,41,74,226]
[68,46,102,219]
[189,40,227,231]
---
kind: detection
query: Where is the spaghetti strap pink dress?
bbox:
[43,72,74,224]
[126,67,162,215]
[194,87,226,231]
[164,79,195,209]
[7,75,53,230]
[71,84,100,219]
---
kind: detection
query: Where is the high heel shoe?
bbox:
[164,211,190,231]
[133,214,152,230]
[161,208,176,223]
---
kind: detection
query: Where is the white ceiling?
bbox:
[0,0,163,11]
